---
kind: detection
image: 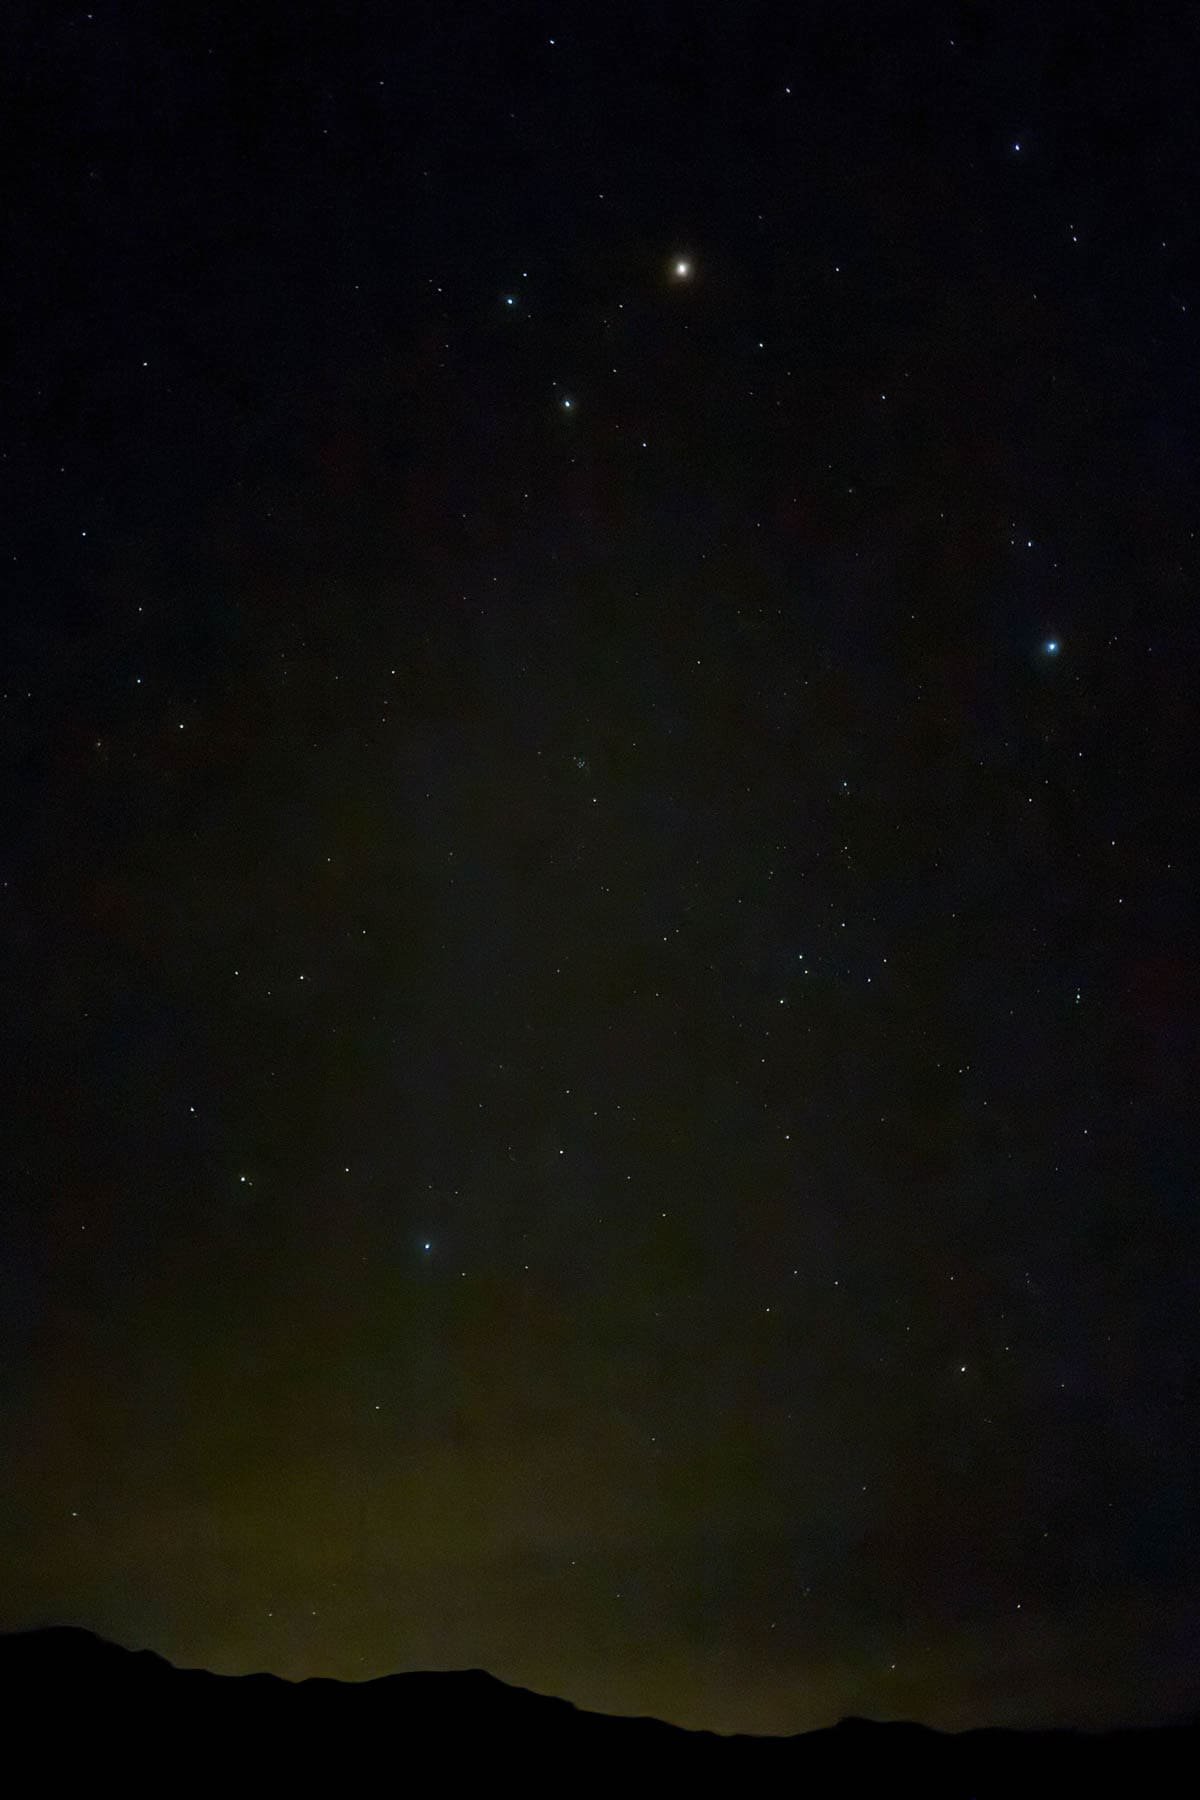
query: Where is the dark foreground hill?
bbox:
[2,1626,1195,1795]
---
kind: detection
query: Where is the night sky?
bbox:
[2,0,1198,1737]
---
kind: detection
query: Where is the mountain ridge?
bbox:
[2,1624,1196,1792]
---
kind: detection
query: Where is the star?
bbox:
[671,258,693,280]
[1043,639,1060,655]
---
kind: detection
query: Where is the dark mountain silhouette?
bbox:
[2,1626,1195,1794]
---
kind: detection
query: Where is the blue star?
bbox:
[1043,639,1060,655]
